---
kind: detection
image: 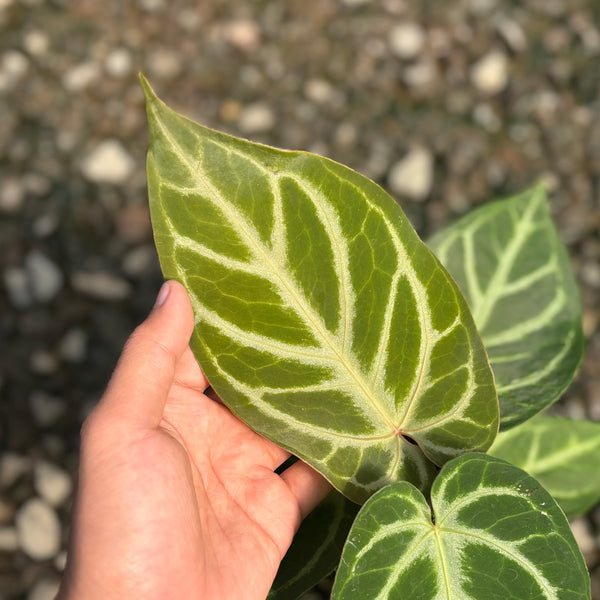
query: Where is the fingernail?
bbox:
[154,281,171,308]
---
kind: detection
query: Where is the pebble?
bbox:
[121,244,158,277]
[0,527,19,552]
[3,266,32,308]
[25,250,64,303]
[105,47,133,78]
[71,270,133,301]
[54,549,68,571]
[304,78,344,109]
[81,139,136,185]
[28,577,61,600]
[571,517,597,559]
[61,61,99,92]
[34,461,73,508]
[238,102,275,134]
[0,453,32,489]
[147,48,181,81]
[388,22,426,60]
[22,29,49,56]
[58,328,87,363]
[402,60,437,89]
[0,50,29,92]
[29,350,59,375]
[495,18,527,53]
[223,20,261,52]
[15,498,61,560]
[0,177,25,213]
[387,147,434,201]
[470,51,509,95]
[29,391,66,427]
[0,497,16,525]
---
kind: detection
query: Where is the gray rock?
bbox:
[28,577,61,600]
[387,147,434,201]
[0,527,18,552]
[61,61,99,92]
[3,266,33,309]
[58,328,87,363]
[121,244,158,277]
[29,350,59,375]
[238,102,275,134]
[34,461,73,507]
[15,498,61,560]
[71,270,133,301]
[388,22,426,60]
[81,140,136,185]
[0,453,32,489]
[470,51,509,95]
[29,391,66,427]
[25,250,64,303]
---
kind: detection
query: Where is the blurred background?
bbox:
[1,0,599,598]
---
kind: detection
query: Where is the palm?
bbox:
[138,346,310,600]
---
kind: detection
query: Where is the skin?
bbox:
[57,280,331,600]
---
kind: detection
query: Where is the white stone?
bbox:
[34,461,72,507]
[58,328,87,363]
[0,453,32,488]
[105,47,132,78]
[81,140,135,185]
[16,498,61,560]
[54,550,68,571]
[25,250,64,303]
[387,147,434,201]
[29,391,66,426]
[238,102,275,134]
[62,61,99,92]
[148,49,181,81]
[121,245,157,277]
[402,60,437,88]
[3,50,28,77]
[0,177,25,213]
[388,22,426,60]
[71,270,133,301]
[470,51,509,95]
[223,20,261,52]
[304,78,338,106]
[0,527,18,552]
[22,30,49,56]
[0,0,15,10]
[28,577,61,600]
[495,18,527,53]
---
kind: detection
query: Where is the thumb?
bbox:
[97,280,195,428]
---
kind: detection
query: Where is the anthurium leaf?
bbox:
[428,186,584,431]
[331,453,590,600]
[489,415,600,518]
[268,491,359,600]
[142,76,498,503]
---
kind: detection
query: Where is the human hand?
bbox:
[57,280,331,600]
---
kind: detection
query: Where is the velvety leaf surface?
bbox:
[268,491,359,600]
[332,453,590,600]
[489,415,600,518]
[143,77,498,503]
[428,187,583,430]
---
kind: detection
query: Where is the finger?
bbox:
[279,460,332,519]
[97,280,195,428]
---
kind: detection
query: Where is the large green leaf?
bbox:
[489,415,600,518]
[428,187,584,430]
[331,453,590,600]
[142,76,498,503]
[268,491,359,600]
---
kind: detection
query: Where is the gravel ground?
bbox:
[1,0,599,598]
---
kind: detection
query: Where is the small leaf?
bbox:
[489,415,600,518]
[332,453,590,600]
[268,491,359,600]
[142,76,498,503]
[428,187,584,430]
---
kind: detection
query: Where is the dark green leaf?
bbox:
[428,187,584,430]
[489,415,600,517]
[332,453,590,599]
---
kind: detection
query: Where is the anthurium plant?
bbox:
[141,75,597,599]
